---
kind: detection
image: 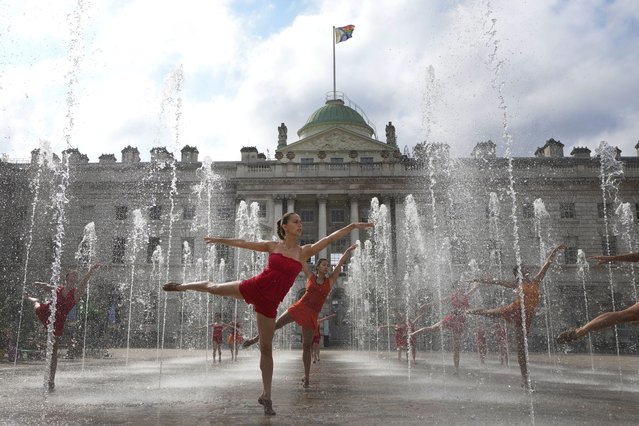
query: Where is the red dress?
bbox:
[239,253,303,319]
[212,324,224,344]
[442,291,469,335]
[35,285,77,337]
[313,324,321,344]
[288,274,332,330]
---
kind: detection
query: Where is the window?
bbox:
[330,238,349,266]
[215,245,231,263]
[112,237,127,264]
[147,237,161,263]
[331,209,345,223]
[636,203,639,220]
[182,205,196,220]
[149,205,162,220]
[360,208,369,222]
[329,157,345,171]
[563,236,578,264]
[361,157,374,170]
[81,205,95,222]
[487,239,502,266]
[301,158,314,171]
[330,253,341,266]
[450,238,467,265]
[11,237,22,264]
[559,203,575,219]
[597,202,613,219]
[257,201,267,218]
[522,203,534,219]
[181,238,195,264]
[601,235,618,256]
[217,206,233,220]
[115,206,128,221]
[300,209,315,223]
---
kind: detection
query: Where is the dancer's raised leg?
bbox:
[557,302,639,343]
[163,280,243,299]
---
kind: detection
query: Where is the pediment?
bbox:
[278,127,394,154]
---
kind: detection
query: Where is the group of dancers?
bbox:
[24,210,639,415]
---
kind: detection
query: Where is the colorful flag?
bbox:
[335,25,355,43]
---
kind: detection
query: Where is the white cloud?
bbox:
[1,0,638,163]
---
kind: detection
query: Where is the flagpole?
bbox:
[332,26,336,100]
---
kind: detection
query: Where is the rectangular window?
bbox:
[300,209,315,223]
[331,209,345,223]
[216,206,233,220]
[300,157,315,171]
[215,245,231,263]
[360,208,369,222]
[115,206,128,221]
[112,237,127,264]
[601,235,618,256]
[636,203,639,220]
[182,205,196,220]
[81,205,95,222]
[450,238,467,265]
[181,238,195,264]
[522,203,534,219]
[361,157,374,170]
[147,237,161,263]
[560,202,575,219]
[563,236,578,264]
[598,202,613,219]
[329,157,346,171]
[11,237,23,264]
[257,201,267,218]
[149,205,162,221]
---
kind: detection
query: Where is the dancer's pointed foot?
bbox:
[258,396,276,416]
[163,282,183,292]
[556,327,578,344]
[242,336,258,348]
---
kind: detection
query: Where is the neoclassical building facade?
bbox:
[2,93,639,353]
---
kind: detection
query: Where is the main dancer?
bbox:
[163,213,371,415]
[409,281,480,373]
[243,244,357,388]
[557,252,639,344]
[466,243,564,390]
[27,262,102,392]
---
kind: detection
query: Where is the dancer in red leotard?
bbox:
[163,213,371,416]
[243,244,357,388]
[27,262,102,392]
[202,313,235,363]
[467,243,564,390]
[312,313,335,364]
[409,281,480,373]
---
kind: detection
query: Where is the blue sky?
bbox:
[1,0,638,163]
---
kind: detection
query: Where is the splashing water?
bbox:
[74,221,97,371]
[576,250,595,372]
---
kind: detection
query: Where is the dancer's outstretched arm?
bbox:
[531,243,565,283]
[588,252,639,265]
[300,223,372,260]
[33,281,55,290]
[329,244,357,285]
[470,277,516,289]
[318,313,336,323]
[204,237,275,253]
[76,262,102,300]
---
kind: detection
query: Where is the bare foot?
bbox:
[163,282,183,292]
[556,327,578,344]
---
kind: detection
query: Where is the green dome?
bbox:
[297,99,374,138]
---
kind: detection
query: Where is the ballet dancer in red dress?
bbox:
[27,262,102,392]
[409,281,480,373]
[163,213,371,415]
[557,252,639,344]
[243,244,357,388]
[467,243,564,390]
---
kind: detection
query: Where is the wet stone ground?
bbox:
[1,348,638,425]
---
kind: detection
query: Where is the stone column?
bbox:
[350,195,360,245]
[318,194,328,259]
[286,194,296,214]
[273,194,283,238]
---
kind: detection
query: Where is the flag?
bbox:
[335,25,355,43]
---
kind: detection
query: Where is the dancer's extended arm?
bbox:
[75,262,102,300]
[470,277,516,289]
[318,313,336,323]
[204,237,275,253]
[531,243,565,283]
[300,223,372,260]
[588,252,639,265]
[329,244,357,285]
